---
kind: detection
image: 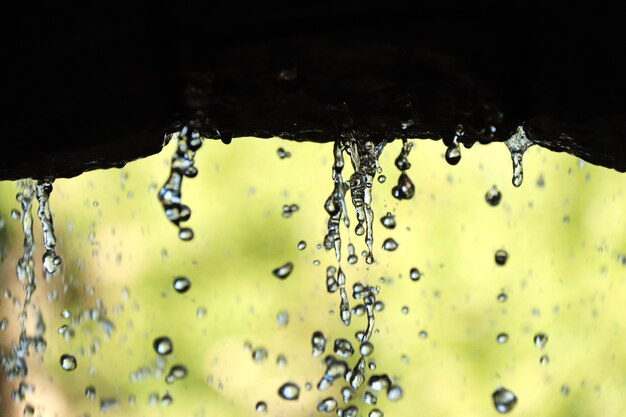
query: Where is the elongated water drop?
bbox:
[492,387,518,413]
[368,374,391,391]
[338,268,351,326]
[297,240,307,250]
[311,331,326,357]
[85,385,96,400]
[380,213,396,229]
[273,262,294,279]
[341,386,356,403]
[533,333,548,349]
[391,173,415,200]
[334,338,354,358]
[278,382,300,400]
[505,125,534,187]
[36,181,62,275]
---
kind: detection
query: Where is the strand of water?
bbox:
[323,140,350,261]
[158,124,204,241]
[36,180,62,276]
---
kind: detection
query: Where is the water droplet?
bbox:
[381,213,396,229]
[273,262,294,279]
[252,347,268,362]
[341,386,356,403]
[505,126,533,187]
[153,336,173,355]
[100,398,118,413]
[497,292,508,302]
[317,397,338,413]
[418,330,428,339]
[161,392,173,406]
[364,390,378,405]
[165,364,188,383]
[377,175,386,183]
[86,385,96,400]
[173,277,191,293]
[343,405,359,417]
[492,387,518,413]
[485,186,502,206]
[278,382,300,400]
[533,333,548,349]
[312,331,326,357]
[495,250,508,266]
[334,338,355,358]
[196,306,207,319]
[369,409,384,417]
[368,374,391,391]
[496,333,509,344]
[409,267,422,281]
[445,145,461,165]
[60,354,77,371]
[387,385,403,401]
[276,354,287,368]
[277,310,289,326]
[178,227,194,241]
[255,401,268,413]
[561,385,570,396]
[360,342,374,356]
[392,171,416,200]
[374,301,384,312]
[277,147,291,159]
[382,238,398,251]
[297,240,307,250]
[401,306,409,314]
[540,354,550,366]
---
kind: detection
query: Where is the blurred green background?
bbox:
[0,137,625,417]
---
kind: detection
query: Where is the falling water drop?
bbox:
[534,333,548,349]
[382,238,398,251]
[277,147,291,159]
[153,336,173,355]
[380,213,396,229]
[282,204,300,218]
[317,397,338,413]
[364,390,378,405]
[409,267,421,281]
[178,227,194,241]
[334,338,355,358]
[391,173,415,200]
[387,385,403,401]
[540,354,550,366]
[496,333,509,344]
[497,292,508,302]
[377,174,386,183]
[273,262,294,279]
[85,385,96,400]
[255,401,268,413]
[311,331,326,357]
[495,250,508,266]
[368,374,391,391]
[278,382,300,400]
[347,243,358,264]
[297,240,307,250]
[338,268,351,326]
[369,409,384,417]
[485,186,502,206]
[173,277,191,293]
[492,387,518,413]
[60,354,77,371]
[252,347,268,362]
[360,342,374,356]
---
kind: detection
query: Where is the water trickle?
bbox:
[445,125,464,165]
[273,262,294,279]
[380,213,396,229]
[153,336,173,355]
[60,354,77,371]
[485,186,502,207]
[35,180,62,275]
[495,250,508,266]
[173,277,191,293]
[381,238,398,251]
[158,124,204,240]
[492,387,518,413]
[311,331,326,357]
[317,397,338,413]
[533,333,548,349]
[278,382,300,400]
[504,125,534,187]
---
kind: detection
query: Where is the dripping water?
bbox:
[504,125,534,187]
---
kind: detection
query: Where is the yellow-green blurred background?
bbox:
[0,137,625,417]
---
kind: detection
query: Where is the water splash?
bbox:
[158,124,204,240]
[35,180,62,275]
[504,125,534,187]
